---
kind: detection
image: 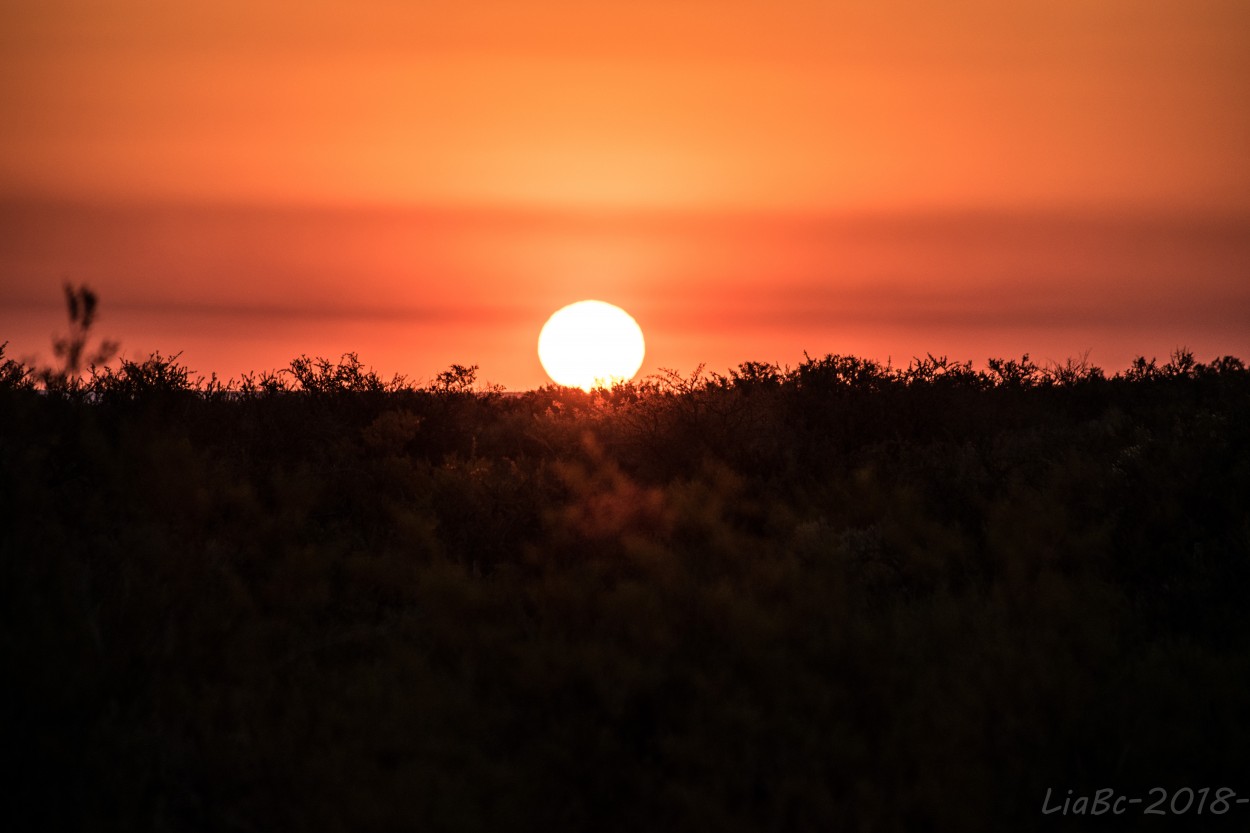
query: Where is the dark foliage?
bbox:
[39,283,120,390]
[2,345,1248,832]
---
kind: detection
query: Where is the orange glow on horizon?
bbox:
[0,1,1247,386]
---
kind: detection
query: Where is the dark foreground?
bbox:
[3,350,1248,832]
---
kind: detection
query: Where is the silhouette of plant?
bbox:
[1043,349,1103,385]
[238,368,291,395]
[0,341,34,391]
[288,352,405,394]
[793,352,892,391]
[89,351,194,399]
[985,354,1041,387]
[429,363,480,394]
[1197,355,1246,378]
[42,283,119,389]
[904,353,977,386]
[722,360,783,390]
[1162,347,1197,378]
[3,339,1250,833]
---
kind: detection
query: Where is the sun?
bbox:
[538,300,646,390]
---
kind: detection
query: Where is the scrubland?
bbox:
[3,342,1248,832]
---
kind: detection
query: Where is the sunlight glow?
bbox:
[538,300,645,390]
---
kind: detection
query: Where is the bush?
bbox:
[2,346,1247,832]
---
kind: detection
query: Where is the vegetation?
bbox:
[2,300,1249,831]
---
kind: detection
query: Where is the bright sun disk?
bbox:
[538,300,645,390]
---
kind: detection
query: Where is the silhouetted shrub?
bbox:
[429,362,481,394]
[38,283,119,390]
[2,344,1248,833]
[289,352,405,394]
[985,353,1042,387]
[89,351,194,399]
[0,341,34,391]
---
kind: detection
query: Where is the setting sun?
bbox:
[537,300,645,390]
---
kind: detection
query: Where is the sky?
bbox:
[2,0,1248,388]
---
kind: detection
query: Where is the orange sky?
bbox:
[2,0,1248,388]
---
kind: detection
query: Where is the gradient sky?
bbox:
[2,0,1248,388]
